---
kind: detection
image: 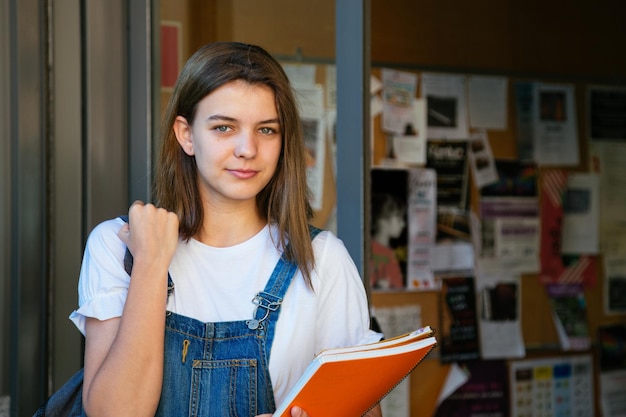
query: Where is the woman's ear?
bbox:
[174,115,194,156]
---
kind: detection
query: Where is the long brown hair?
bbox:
[153,42,315,285]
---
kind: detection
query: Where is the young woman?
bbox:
[70,42,382,417]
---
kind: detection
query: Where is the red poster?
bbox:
[161,22,181,89]
[540,169,597,286]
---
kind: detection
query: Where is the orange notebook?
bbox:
[272,326,437,417]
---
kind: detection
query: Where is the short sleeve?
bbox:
[312,232,383,351]
[68,217,130,335]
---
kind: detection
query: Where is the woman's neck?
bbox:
[195,201,266,247]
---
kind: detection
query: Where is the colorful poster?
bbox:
[370,168,409,290]
[510,355,594,417]
[547,283,591,351]
[434,360,509,417]
[427,140,474,275]
[382,68,419,134]
[540,169,597,286]
[477,160,540,273]
[439,276,480,363]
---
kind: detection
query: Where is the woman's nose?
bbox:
[234,131,257,159]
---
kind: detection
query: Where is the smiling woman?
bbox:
[59,42,383,417]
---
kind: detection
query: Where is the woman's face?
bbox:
[175,80,282,207]
[381,209,406,239]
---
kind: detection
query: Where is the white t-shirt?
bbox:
[69,217,380,406]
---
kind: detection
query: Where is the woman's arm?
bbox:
[82,202,179,417]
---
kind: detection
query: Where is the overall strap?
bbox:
[247,225,322,357]
[118,215,175,297]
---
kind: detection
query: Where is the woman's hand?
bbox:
[255,406,309,417]
[118,201,179,270]
[257,403,382,417]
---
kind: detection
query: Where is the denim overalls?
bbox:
[147,226,321,417]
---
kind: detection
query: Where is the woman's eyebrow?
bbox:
[206,115,279,125]
[259,118,280,125]
[207,114,236,122]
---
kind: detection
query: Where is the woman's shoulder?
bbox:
[86,216,126,247]
[310,228,349,258]
[82,216,128,267]
[309,228,361,285]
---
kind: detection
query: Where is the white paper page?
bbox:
[600,370,626,417]
[561,173,600,254]
[590,142,626,255]
[295,85,326,210]
[373,305,422,417]
[435,362,470,407]
[406,168,437,290]
[493,217,540,273]
[421,73,469,140]
[533,83,579,166]
[468,75,508,130]
[371,73,383,95]
[475,271,525,359]
[392,99,427,165]
[431,242,474,275]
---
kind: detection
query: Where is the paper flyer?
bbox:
[406,168,437,290]
[390,99,427,166]
[439,276,480,363]
[467,130,498,189]
[476,160,539,273]
[540,169,597,286]
[296,85,326,211]
[546,283,591,351]
[421,73,469,140]
[533,83,580,166]
[475,271,525,359]
[560,173,600,255]
[434,360,509,417]
[597,324,626,417]
[510,355,594,417]
[603,255,626,314]
[382,68,419,135]
[370,168,410,290]
[373,305,423,417]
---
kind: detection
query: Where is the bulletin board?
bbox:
[369,68,626,417]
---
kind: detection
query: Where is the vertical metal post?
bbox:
[8,0,48,414]
[335,0,371,278]
[51,0,84,390]
[83,0,128,230]
[128,0,157,203]
[0,0,11,406]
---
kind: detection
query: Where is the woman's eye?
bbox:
[259,127,276,135]
[215,125,231,133]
